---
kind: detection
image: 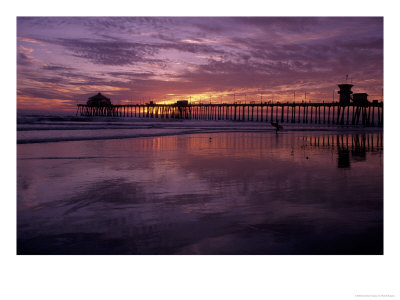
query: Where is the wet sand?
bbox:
[17,131,383,254]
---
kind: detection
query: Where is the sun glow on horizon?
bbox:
[17,17,383,111]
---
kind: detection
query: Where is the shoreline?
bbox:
[17,114,383,144]
[17,124,383,145]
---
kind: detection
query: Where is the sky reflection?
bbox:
[17,131,383,254]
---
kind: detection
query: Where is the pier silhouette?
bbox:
[77,101,383,127]
[77,84,383,127]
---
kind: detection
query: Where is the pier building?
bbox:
[77,85,383,127]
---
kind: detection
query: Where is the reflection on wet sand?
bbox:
[17,131,383,254]
[301,132,383,168]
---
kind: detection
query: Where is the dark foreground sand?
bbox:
[17,131,383,254]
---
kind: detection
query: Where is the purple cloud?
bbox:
[17,17,383,110]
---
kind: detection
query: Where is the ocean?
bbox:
[17,112,383,254]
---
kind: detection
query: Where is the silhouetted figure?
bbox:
[271,121,283,133]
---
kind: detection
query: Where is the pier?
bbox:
[77,101,383,127]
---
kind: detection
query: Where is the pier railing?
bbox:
[77,102,383,127]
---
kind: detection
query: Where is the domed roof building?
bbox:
[86,92,112,106]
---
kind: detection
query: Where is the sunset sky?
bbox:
[17,17,383,111]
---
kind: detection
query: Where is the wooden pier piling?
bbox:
[77,101,383,127]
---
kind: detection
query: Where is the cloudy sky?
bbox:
[17,17,383,111]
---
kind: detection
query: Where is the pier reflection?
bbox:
[17,130,383,254]
[301,132,383,169]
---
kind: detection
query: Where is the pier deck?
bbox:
[77,102,383,127]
